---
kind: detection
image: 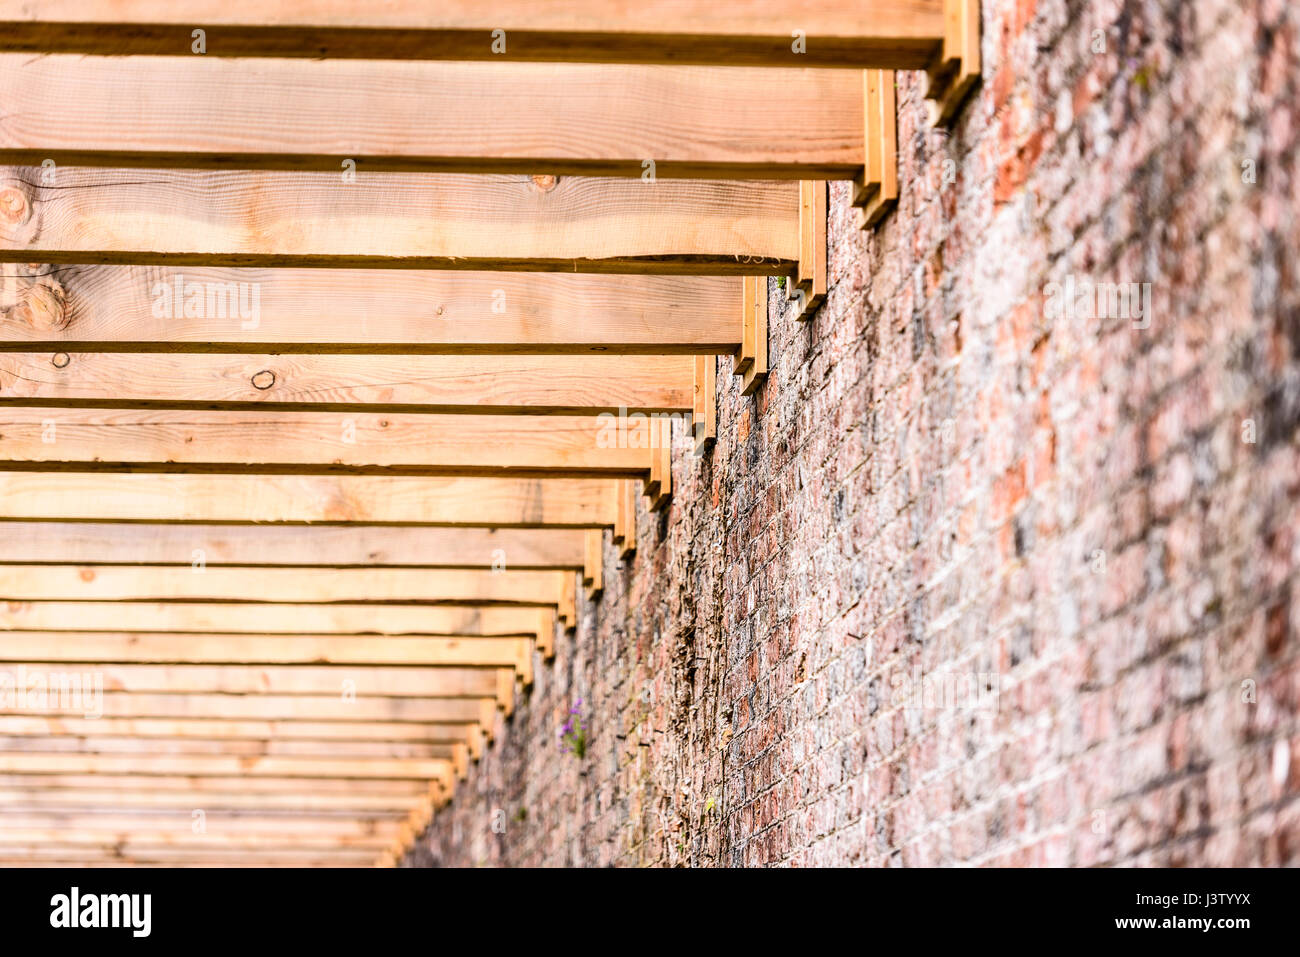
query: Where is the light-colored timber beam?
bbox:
[0,602,555,654]
[0,773,434,795]
[0,829,397,850]
[0,2,946,68]
[0,633,534,668]
[0,737,462,760]
[0,57,863,179]
[0,352,697,414]
[0,171,796,273]
[4,661,515,699]
[0,565,570,605]
[0,787,422,812]
[0,473,619,527]
[0,813,404,837]
[0,847,383,865]
[0,523,588,569]
[0,753,456,780]
[0,717,483,746]
[0,409,651,477]
[0,692,496,724]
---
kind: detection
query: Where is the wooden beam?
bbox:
[0,812,403,836]
[793,180,828,319]
[0,786,424,812]
[0,772,433,795]
[0,523,588,569]
[0,473,619,527]
[0,692,495,723]
[0,266,741,354]
[0,2,947,68]
[694,355,717,452]
[0,57,865,179]
[651,418,674,511]
[0,566,570,605]
[617,481,638,560]
[856,71,899,227]
[0,170,797,272]
[925,0,981,125]
[0,352,696,414]
[0,753,455,779]
[0,600,553,639]
[741,278,770,396]
[0,632,535,667]
[583,529,603,598]
[0,846,381,865]
[5,661,513,698]
[0,737,459,759]
[0,716,482,745]
[0,408,652,476]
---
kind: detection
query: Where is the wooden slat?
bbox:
[0,473,618,526]
[0,846,381,864]
[0,352,696,413]
[5,661,511,697]
[0,600,552,639]
[0,786,422,812]
[856,71,898,227]
[0,408,650,476]
[0,566,568,604]
[0,2,946,68]
[0,57,865,179]
[0,737,458,759]
[0,693,495,723]
[0,716,480,744]
[0,773,433,795]
[0,170,797,273]
[0,632,532,666]
[0,523,587,569]
[0,753,453,779]
[694,354,717,451]
[742,278,770,396]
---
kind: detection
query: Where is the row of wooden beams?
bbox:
[0,352,696,414]
[0,172,797,274]
[0,753,456,779]
[0,473,619,526]
[0,57,864,179]
[0,408,652,476]
[0,738,457,759]
[0,1,948,68]
[0,523,587,569]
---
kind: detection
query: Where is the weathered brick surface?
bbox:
[407,0,1300,867]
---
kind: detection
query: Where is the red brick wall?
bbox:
[406,0,1300,867]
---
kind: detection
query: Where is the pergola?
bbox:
[0,1,977,867]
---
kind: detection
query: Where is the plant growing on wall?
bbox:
[558,699,588,759]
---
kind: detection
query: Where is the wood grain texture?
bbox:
[6,661,510,697]
[0,1,945,67]
[0,692,493,723]
[0,786,425,811]
[0,56,864,178]
[0,266,742,353]
[0,473,619,526]
[0,716,480,744]
[0,352,696,413]
[0,522,587,568]
[0,600,552,637]
[0,170,797,272]
[0,753,453,779]
[0,632,532,667]
[0,566,569,604]
[0,408,651,476]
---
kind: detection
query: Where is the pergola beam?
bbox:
[0,57,864,178]
[0,565,570,604]
[0,170,797,273]
[0,523,588,569]
[0,409,650,477]
[0,693,495,723]
[0,473,619,526]
[0,2,946,68]
[0,352,696,414]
